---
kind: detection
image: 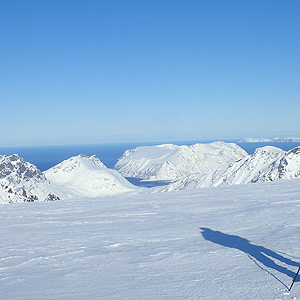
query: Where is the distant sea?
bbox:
[0,140,300,171]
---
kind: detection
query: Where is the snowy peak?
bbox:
[228,146,300,184]
[0,154,61,204]
[156,145,300,192]
[114,142,248,181]
[252,146,285,156]
[212,146,285,186]
[264,146,300,181]
[0,153,138,204]
[49,154,106,176]
[0,154,45,182]
[45,155,137,197]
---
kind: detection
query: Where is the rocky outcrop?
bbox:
[0,154,61,204]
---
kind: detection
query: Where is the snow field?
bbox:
[0,179,300,299]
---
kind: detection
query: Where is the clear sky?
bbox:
[1,0,300,146]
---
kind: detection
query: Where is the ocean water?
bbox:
[0,140,300,172]
[0,143,134,171]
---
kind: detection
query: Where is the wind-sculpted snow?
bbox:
[0,154,61,204]
[45,155,138,197]
[114,142,248,181]
[155,146,300,192]
[0,180,299,299]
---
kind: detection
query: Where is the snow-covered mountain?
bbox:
[240,137,300,143]
[212,146,286,186]
[114,142,248,182]
[0,154,61,204]
[263,146,300,181]
[45,155,138,197]
[239,138,273,142]
[213,146,300,185]
[156,146,300,192]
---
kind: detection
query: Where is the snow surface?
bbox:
[44,155,138,197]
[114,142,247,181]
[0,179,299,300]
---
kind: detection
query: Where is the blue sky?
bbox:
[1,0,300,146]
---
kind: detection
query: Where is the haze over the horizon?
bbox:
[1,1,299,147]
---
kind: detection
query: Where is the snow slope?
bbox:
[0,180,299,299]
[264,146,300,181]
[44,155,138,197]
[114,141,247,181]
[156,146,300,192]
[212,146,286,186]
[0,154,62,204]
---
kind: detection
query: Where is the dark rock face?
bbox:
[24,195,38,202]
[277,157,288,179]
[0,155,45,181]
[46,193,61,201]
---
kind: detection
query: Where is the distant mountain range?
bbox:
[1,141,300,204]
[239,137,300,143]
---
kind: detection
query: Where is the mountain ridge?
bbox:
[154,145,300,192]
[114,141,248,182]
[2,142,300,203]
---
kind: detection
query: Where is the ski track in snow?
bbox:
[0,180,300,299]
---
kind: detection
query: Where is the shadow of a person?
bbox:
[200,227,299,279]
